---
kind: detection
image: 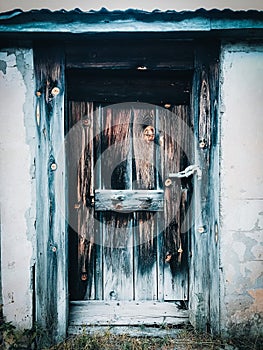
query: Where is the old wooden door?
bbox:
[68,101,192,308]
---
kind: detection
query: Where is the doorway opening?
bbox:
[65,35,194,331]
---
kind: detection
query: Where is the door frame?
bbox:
[34,37,220,344]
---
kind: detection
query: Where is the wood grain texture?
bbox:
[69,101,191,304]
[161,105,190,301]
[95,189,163,212]
[68,325,184,337]
[67,69,191,105]
[67,101,96,300]
[189,42,220,333]
[134,212,158,300]
[66,39,194,70]
[101,107,132,189]
[34,47,66,344]
[69,301,189,326]
[102,212,134,301]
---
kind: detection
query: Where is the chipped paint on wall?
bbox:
[220,42,263,337]
[0,49,36,329]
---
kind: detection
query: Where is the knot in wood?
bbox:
[143,126,155,142]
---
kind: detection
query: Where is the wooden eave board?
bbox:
[0,9,262,34]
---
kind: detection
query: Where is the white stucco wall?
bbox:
[220,43,263,336]
[0,49,36,329]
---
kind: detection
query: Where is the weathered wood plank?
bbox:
[100,106,132,189]
[102,212,134,301]
[66,40,194,70]
[67,102,96,301]
[134,212,158,300]
[68,325,184,337]
[34,47,67,344]
[132,107,156,190]
[189,43,220,333]
[67,69,191,104]
[163,105,190,301]
[69,301,189,327]
[95,190,164,212]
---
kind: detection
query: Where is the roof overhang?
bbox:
[0,8,263,38]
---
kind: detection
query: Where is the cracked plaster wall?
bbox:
[220,43,263,337]
[0,48,36,329]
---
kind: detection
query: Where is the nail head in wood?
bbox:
[51,86,60,96]
[81,273,88,281]
[198,226,205,234]
[51,163,57,171]
[36,91,41,97]
[165,178,172,187]
[199,139,207,149]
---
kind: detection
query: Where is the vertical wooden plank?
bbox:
[133,106,158,300]
[207,47,220,335]
[78,103,95,300]
[189,42,220,333]
[67,102,84,300]
[94,105,103,300]
[101,107,132,190]
[156,107,164,301]
[34,46,66,344]
[133,107,156,190]
[67,102,95,300]
[134,212,158,300]
[163,105,190,301]
[103,212,134,301]
[99,106,134,300]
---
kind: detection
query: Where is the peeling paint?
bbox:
[0,48,35,330]
[0,59,7,74]
[248,289,263,313]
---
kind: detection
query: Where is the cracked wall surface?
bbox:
[220,43,263,337]
[0,48,36,329]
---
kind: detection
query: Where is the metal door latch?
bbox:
[165,165,202,186]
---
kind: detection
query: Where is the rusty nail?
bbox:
[36,91,41,97]
[51,87,60,96]
[52,246,57,253]
[199,139,207,149]
[165,178,172,187]
[198,226,205,234]
[51,163,57,171]
[81,273,88,281]
[82,119,90,127]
